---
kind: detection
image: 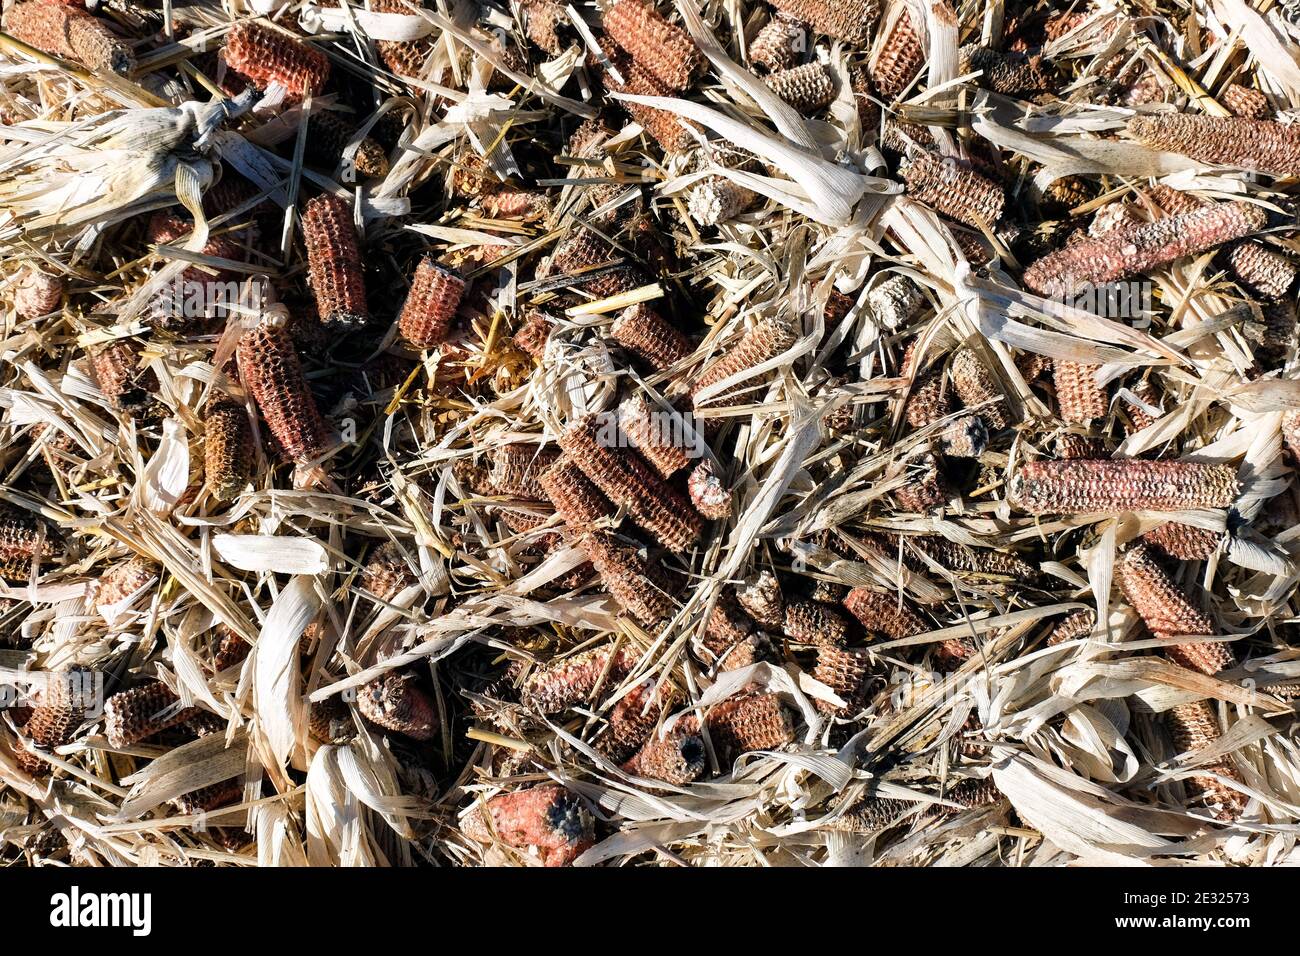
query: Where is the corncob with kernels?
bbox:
[1053,360,1108,424]
[1009,459,1239,515]
[521,646,636,713]
[937,413,988,458]
[236,320,330,464]
[1118,543,1234,675]
[1166,700,1247,821]
[902,152,1006,229]
[1046,608,1095,646]
[764,62,835,111]
[223,21,329,101]
[769,0,878,45]
[461,784,595,866]
[842,588,926,639]
[749,14,804,72]
[1127,113,1300,177]
[3,2,135,75]
[610,304,691,371]
[302,194,368,329]
[356,671,439,739]
[104,681,202,748]
[204,401,254,502]
[601,0,703,92]
[868,5,923,98]
[1142,522,1223,561]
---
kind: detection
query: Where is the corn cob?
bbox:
[1284,409,1300,464]
[950,347,1009,429]
[703,596,754,649]
[3,2,135,75]
[302,194,368,329]
[601,0,703,92]
[578,531,676,624]
[736,570,784,628]
[610,305,691,370]
[369,0,431,78]
[891,453,950,512]
[393,255,464,349]
[1220,83,1270,120]
[902,152,1006,229]
[1047,608,1095,646]
[461,784,595,866]
[680,693,795,762]
[764,62,835,111]
[842,588,926,639]
[687,459,730,519]
[539,458,616,528]
[868,6,922,98]
[1124,377,1162,433]
[522,646,636,713]
[0,506,55,563]
[812,646,873,713]
[769,0,878,46]
[87,555,156,610]
[308,696,353,743]
[362,541,416,602]
[937,413,988,458]
[616,394,693,477]
[783,598,849,646]
[867,273,925,329]
[173,777,243,816]
[105,681,202,748]
[1127,114,1300,177]
[597,680,675,761]
[599,41,694,153]
[824,794,920,832]
[558,413,703,552]
[549,223,645,298]
[959,44,1050,94]
[1009,459,1239,515]
[1165,700,1247,821]
[750,14,804,72]
[203,401,254,502]
[1024,200,1269,298]
[355,671,438,740]
[305,111,390,179]
[622,729,706,784]
[223,21,329,100]
[16,670,95,775]
[522,0,566,54]
[212,625,251,674]
[1142,522,1223,561]
[901,347,949,427]
[90,339,156,411]
[691,319,795,413]
[488,445,559,500]
[1118,543,1233,676]
[1145,182,1203,217]
[13,264,62,319]
[1224,241,1297,300]
[513,309,554,358]
[237,321,329,464]
[1053,360,1108,424]
[889,534,1038,580]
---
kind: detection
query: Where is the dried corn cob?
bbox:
[842,588,926,638]
[750,14,804,72]
[950,347,1009,429]
[16,671,94,774]
[691,318,795,413]
[687,459,730,519]
[959,44,1050,94]
[522,0,566,54]
[890,534,1037,580]
[521,646,636,713]
[824,794,920,832]
[737,570,784,628]
[1053,360,1108,424]
[1220,83,1270,120]
[549,223,645,297]
[362,542,416,602]
[355,671,438,740]
[302,194,368,329]
[0,506,55,563]
[683,693,795,762]
[88,555,156,610]
[1127,114,1300,177]
[1047,608,1095,646]
[1024,200,1269,298]
[1142,522,1223,561]
[370,0,432,77]
[812,646,873,713]
[868,6,922,98]
[602,0,703,92]
[622,729,706,784]
[237,320,330,464]
[3,2,134,75]
[902,151,1006,229]
[13,265,62,319]
[704,594,754,649]
[597,680,675,761]
[599,42,694,153]
[1166,700,1247,821]
[488,445,559,500]
[173,777,243,816]
[105,681,202,748]
[558,414,703,552]
[1009,459,1239,515]
[891,453,950,512]
[937,413,988,458]
[617,394,694,477]
[610,305,691,370]
[1124,377,1162,433]
[204,401,254,502]
[461,784,595,866]
[1118,544,1232,675]
[578,531,676,624]
[1224,241,1297,300]
[784,598,849,646]
[395,255,464,349]
[309,697,353,744]
[764,62,835,111]
[223,21,329,100]
[867,273,925,329]
[305,111,389,179]
[513,309,554,358]
[212,625,250,674]
[539,458,616,528]
[90,339,156,411]
[769,0,878,46]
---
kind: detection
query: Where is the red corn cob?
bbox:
[601,0,703,92]
[868,5,922,98]
[1166,699,1247,821]
[598,40,695,153]
[1053,360,1108,424]
[687,459,730,519]
[362,542,417,602]
[204,401,254,502]
[769,0,878,45]
[105,681,202,748]
[703,595,754,648]
[90,339,156,411]
[212,625,251,674]
[462,784,595,866]
[902,151,1005,229]
[87,555,157,610]
[1009,459,1239,515]
[548,222,645,298]
[750,15,804,72]
[1224,241,1297,300]
[1118,543,1233,675]
[513,309,554,358]
[891,453,951,512]
[15,670,94,775]
[578,531,676,624]
[522,0,566,54]
[902,347,955,428]
[1127,114,1300,177]
[680,693,795,762]
[302,194,368,329]
[842,588,926,638]
[236,320,330,464]
[783,598,849,646]
[622,728,706,784]
[1046,608,1095,646]
[617,394,693,477]
[1142,522,1223,561]
[764,62,835,111]
[488,444,559,500]
[812,646,873,712]
[1024,200,1269,297]
[521,645,636,713]
[691,319,795,414]
[1220,83,1270,120]
[610,305,691,371]
[13,264,62,319]
[891,534,1037,580]
[3,2,134,75]
[355,671,439,740]
[0,506,56,563]
[223,21,329,101]
[539,457,616,528]
[369,0,431,78]
[597,680,677,761]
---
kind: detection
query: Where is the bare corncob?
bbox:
[1039,175,1095,215]
[223,21,329,100]
[737,570,784,628]
[687,460,730,519]
[521,646,636,713]
[1127,114,1300,177]
[617,394,693,477]
[867,273,925,329]
[0,506,55,563]
[611,305,691,371]
[305,111,389,179]
[308,696,352,743]
[370,0,432,77]
[173,777,243,816]
[362,541,416,602]
[237,321,329,464]
[3,2,135,75]
[902,152,1006,229]
[90,339,156,411]
[105,681,201,748]
[951,347,1009,429]
[578,532,675,624]
[1145,183,1203,217]
[812,646,873,713]
[212,625,251,674]
[1118,544,1233,677]
[959,44,1050,94]
[891,453,950,512]
[513,309,554,358]
[1165,700,1247,821]
[1025,200,1269,297]
[825,795,920,832]
[1047,608,1095,646]
[558,414,703,552]
[691,319,795,413]
[937,414,988,458]
[204,401,254,502]
[688,174,758,225]
[597,681,676,761]
[622,729,706,784]
[356,672,438,739]
[522,0,566,54]
[602,0,703,91]
[13,264,62,319]
[889,534,1037,580]
[1009,459,1239,515]
[764,62,835,111]
[704,596,754,650]
[869,6,923,98]
[1220,83,1270,119]
[302,194,368,329]
[488,445,559,500]
[1124,377,1161,433]
[842,588,926,639]
[88,555,156,609]
[681,693,795,762]
[1053,360,1108,424]
[750,14,803,71]
[461,784,595,867]
[599,41,694,153]
[783,598,849,646]
[1142,522,1223,561]
[539,458,615,527]
[1225,241,1297,300]
[549,223,645,298]
[769,0,878,45]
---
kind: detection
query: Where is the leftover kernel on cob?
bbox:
[236,321,330,464]
[1166,700,1247,822]
[950,347,1009,429]
[750,14,804,72]
[622,729,706,784]
[901,151,1006,229]
[687,459,730,519]
[764,62,835,111]
[3,1,135,75]
[104,681,201,748]
[1142,521,1223,561]
[521,646,636,713]
[783,598,850,646]
[356,671,439,739]
[397,255,465,349]
[1220,83,1271,120]
[488,444,560,500]
[1127,113,1300,177]
[223,21,329,100]
[1053,360,1108,424]
[610,304,692,371]
[204,401,254,502]
[868,5,923,98]
[302,194,368,329]
[601,0,704,92]
[812,646,873,712]
[842,588,926,639]
[461,784,595,867]
[1046,608,1095,646]
[90,339,156,411]
[1009,459,1239,515]
[769,0,878,46]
